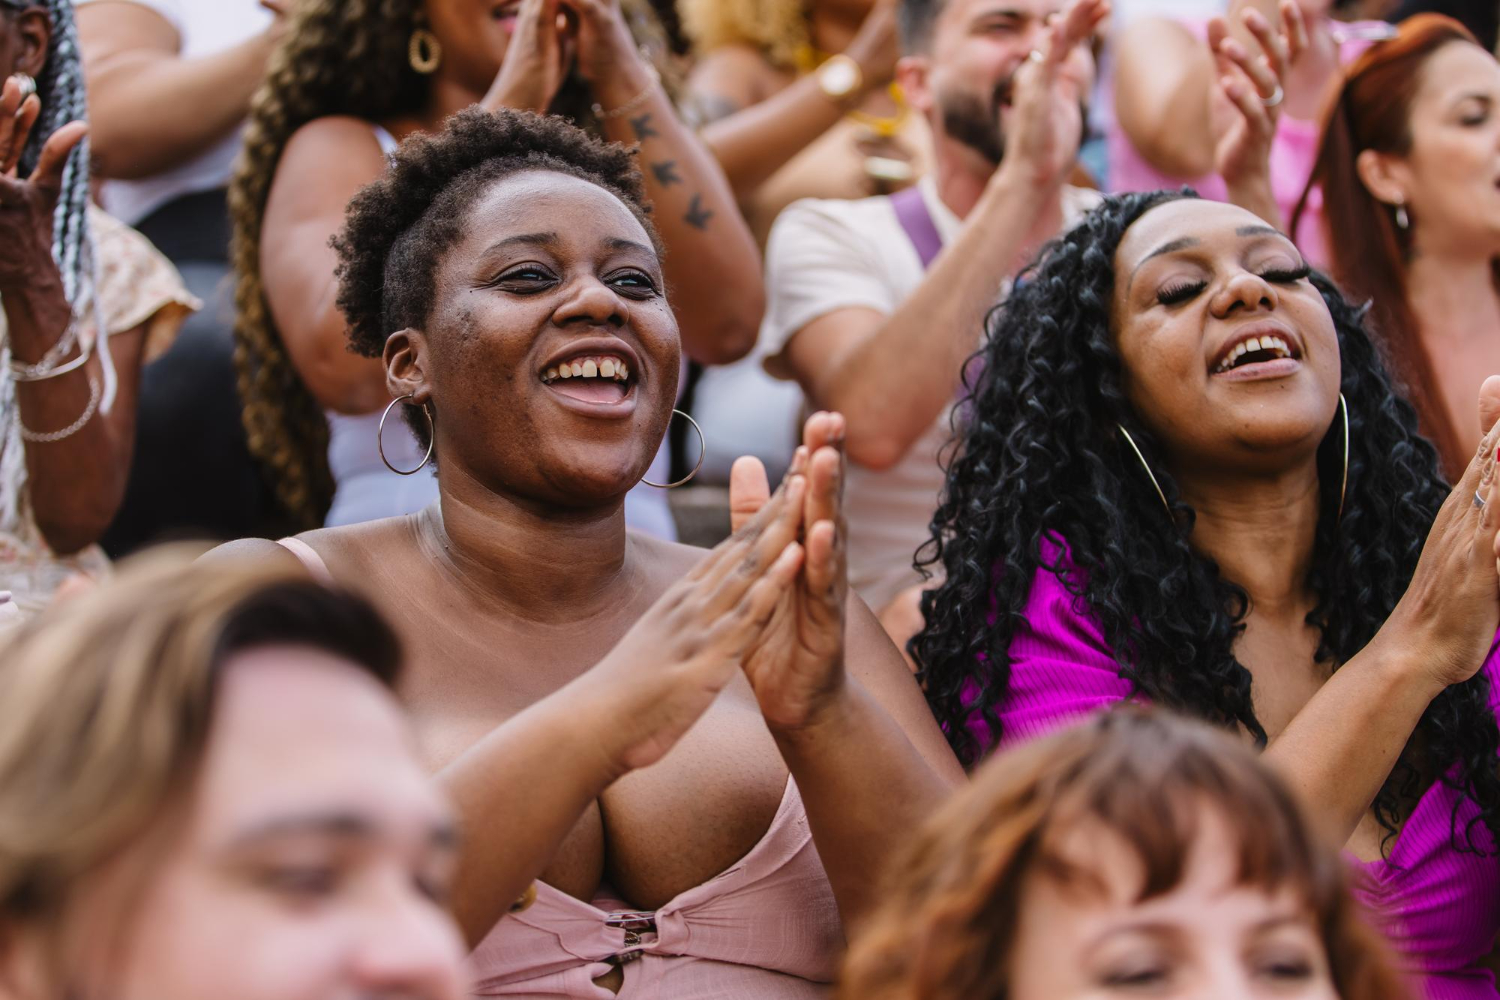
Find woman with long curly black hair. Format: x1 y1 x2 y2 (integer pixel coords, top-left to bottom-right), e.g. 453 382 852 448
915 190 1500 997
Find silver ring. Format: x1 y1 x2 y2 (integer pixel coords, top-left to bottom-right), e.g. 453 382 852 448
12 75 35 102
1261 84 1284 108
1474 489 1487 509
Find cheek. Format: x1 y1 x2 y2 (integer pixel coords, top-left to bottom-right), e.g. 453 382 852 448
1116 317 1204 422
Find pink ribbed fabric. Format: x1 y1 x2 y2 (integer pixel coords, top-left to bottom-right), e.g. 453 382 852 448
964 536 1500 999
467 778 842 998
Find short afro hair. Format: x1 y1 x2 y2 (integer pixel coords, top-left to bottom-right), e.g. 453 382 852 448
333 107 662 361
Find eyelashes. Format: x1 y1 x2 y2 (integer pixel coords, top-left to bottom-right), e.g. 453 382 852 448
1154 264 1312 307
487 267 658 298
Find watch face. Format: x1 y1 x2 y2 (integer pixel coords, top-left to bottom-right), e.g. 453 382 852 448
820 59 859 98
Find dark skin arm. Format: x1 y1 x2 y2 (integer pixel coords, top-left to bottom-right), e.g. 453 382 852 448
76 0 290 180
0 102 147 555
731 412 966 933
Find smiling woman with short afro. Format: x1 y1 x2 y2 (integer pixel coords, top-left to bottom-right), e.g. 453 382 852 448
332 108 663 364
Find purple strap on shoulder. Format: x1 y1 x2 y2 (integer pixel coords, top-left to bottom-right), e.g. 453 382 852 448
890 185 943 270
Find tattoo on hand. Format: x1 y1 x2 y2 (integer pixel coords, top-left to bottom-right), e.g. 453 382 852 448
630 113 659 141
650 160 681 187
683 193 714 231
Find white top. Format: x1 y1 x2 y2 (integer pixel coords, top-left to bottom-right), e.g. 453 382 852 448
760 177 1101 611
77 0 273 225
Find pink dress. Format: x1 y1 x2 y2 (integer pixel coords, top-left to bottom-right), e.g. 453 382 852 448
272 540 844 997
1107 20 1385 268
965 536 1500 999
468 778 841 998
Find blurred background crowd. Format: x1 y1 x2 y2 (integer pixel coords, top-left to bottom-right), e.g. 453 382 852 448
3 0 1500 996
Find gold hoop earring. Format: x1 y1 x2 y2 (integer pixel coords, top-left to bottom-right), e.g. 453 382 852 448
642 409 705 489
1117 424 1171 517
409 27 442 74
377 394 435 476
1336 392 1349 523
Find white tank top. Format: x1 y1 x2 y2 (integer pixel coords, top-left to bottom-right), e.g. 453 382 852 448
323 124 677 539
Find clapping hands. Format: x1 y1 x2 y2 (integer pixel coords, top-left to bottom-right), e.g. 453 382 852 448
0 75 85 290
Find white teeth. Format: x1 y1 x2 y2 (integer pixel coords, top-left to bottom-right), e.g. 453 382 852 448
545 367 558 380
1214 333 1294 373
558 365 571 379
570 361 583 377
600 359 616 378
540 355 634 384
582 359 598 378
617 362 629 380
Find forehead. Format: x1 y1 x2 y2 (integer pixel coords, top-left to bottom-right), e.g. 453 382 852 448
1415 41 1500 101
1115 200 1288 271
458 170 655 257
940 0 1063 28
192 648 446 837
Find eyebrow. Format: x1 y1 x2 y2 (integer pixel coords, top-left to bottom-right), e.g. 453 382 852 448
605 237 656 256
224 810 459 851
483 232 559 255
1126 226 1291 293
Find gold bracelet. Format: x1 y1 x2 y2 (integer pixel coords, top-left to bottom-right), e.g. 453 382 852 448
591 63 661 120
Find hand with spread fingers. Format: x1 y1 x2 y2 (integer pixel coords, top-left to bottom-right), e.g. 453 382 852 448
484 0 574 114
1208 0 1307 227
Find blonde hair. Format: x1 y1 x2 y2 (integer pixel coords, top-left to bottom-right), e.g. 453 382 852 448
678 0 811 70
0 550 400 927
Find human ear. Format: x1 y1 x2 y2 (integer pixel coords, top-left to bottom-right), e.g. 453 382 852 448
896 55 935 116
1355 148 1411 209
384 328 433 407
11 9 51 81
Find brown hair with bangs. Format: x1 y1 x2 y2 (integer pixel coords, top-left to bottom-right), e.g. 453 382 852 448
838 707 1409 1000
1292 14 1486 480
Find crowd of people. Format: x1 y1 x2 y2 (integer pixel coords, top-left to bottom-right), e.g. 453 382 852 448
2 0 1499 996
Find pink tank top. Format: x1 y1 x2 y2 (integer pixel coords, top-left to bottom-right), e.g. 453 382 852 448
273 539 844 997
1107 20 1384 269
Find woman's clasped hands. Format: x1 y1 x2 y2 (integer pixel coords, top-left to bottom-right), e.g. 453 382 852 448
483 0 652 116
579 412 854 779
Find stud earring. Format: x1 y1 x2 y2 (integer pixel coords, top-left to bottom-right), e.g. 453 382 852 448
1394 202 1410 231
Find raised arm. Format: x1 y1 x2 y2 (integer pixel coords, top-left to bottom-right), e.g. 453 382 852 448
257 117 390 415
570 0 764 365
736 412 965 931
77 0 286 180
1112 16 1217 179
0 108 149 554
1266 383 1500 848
689 0 899 198
776 0 1106 471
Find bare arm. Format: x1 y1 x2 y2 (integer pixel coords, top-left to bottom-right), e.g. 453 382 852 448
1112 18 1216 179
77 1 284 180
1267 396 1500 846
691 0 898 198
574 1 764 365
258 117 390 415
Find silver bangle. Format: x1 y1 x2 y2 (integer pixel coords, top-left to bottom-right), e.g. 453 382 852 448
8 315 90 382
591 63 661 120
19 372 100 444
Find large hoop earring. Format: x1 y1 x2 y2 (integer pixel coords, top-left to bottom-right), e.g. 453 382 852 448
1117 424 1171 517
408 27 442 74
378 394 435 476
1336 392 1349 523
642 409 705 489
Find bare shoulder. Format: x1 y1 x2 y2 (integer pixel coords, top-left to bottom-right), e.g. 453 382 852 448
277 116 388 177
200 536 304 571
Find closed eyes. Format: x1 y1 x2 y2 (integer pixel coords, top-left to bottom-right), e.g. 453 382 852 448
1154 264 1311 307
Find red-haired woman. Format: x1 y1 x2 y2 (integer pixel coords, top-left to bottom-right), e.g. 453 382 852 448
1295 15 1500 479
840 708 1411 1000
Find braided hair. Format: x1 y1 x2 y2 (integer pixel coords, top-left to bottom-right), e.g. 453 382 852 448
0 0 102 529
914 190 1500 855
230 0 677 530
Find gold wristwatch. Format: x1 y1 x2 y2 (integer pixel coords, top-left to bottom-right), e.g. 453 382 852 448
815 54 864 105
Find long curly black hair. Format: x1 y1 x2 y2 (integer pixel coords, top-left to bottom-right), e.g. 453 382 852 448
914 189 1500 854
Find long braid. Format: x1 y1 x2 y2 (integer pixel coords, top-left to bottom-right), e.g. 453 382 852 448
0 0 103 531
231 0 680 529
229 0 428 530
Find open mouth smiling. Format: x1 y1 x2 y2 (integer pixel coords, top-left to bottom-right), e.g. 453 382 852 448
1210 327 1302 380
539 348 637 409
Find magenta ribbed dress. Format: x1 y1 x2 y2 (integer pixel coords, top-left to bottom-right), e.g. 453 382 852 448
964 537 1500 999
